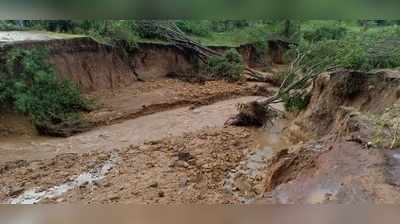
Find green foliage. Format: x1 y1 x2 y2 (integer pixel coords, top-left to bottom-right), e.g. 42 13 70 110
0 20 21 31
187 21 278 47
206 49 245 81
295 26 400 72
253 40 268 64
176 20 211 37
0 48 91 132
282 93 311 112
278 20 301 42
302 21 348 42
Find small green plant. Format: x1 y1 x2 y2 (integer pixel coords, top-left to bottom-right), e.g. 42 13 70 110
206 49 245 81
282 93 311 112
0 48 92 136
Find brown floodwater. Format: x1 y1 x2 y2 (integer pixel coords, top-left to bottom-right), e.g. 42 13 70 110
0 96 265 163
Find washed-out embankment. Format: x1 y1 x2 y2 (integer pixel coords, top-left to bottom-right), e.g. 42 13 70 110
260 70 400 204
0 35 286 92
0 34 286 137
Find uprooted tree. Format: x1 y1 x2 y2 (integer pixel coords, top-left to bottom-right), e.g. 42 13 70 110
136 21 330 127
225 53 335 126
136 20 275 82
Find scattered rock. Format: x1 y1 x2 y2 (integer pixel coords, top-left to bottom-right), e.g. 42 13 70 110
174 160 190 168
108 195 121 201
149 182 159 188
7 187 25 197
177 152 194 162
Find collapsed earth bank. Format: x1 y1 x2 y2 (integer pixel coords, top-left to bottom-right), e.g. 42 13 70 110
261 70 400 204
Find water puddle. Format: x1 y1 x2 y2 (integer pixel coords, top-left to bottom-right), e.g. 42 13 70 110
223 119 290 203
224 147 275 203
392 153 400 160
8 153 119 204
306 187 338 204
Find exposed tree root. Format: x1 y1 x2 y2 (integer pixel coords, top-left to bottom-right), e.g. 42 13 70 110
227 54 334 127
225 101 279 127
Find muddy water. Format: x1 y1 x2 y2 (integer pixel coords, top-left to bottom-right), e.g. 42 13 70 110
0 96 265 163
224 116 290 203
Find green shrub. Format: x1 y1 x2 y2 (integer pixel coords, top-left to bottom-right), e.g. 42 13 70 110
0 20 20 31
206 49 245 81
282 93 311 112
297 26 400 71
302 22 348 42
176 20 211 37
0 48 91 135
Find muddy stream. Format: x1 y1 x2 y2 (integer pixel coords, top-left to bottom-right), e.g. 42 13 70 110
223 119 290 203
1 96 291 204
0 96 265 163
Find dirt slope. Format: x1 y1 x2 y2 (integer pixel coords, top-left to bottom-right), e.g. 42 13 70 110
2 31 286 93
260 70 400 204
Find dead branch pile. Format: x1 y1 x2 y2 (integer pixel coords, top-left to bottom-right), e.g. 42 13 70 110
136 20 273 82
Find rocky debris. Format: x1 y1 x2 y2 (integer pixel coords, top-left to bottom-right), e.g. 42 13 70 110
0 152 112 203
24 127 258 204
7 187 25 197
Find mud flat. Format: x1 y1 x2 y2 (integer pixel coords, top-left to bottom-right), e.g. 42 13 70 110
1 122 291 204
0 98 292 205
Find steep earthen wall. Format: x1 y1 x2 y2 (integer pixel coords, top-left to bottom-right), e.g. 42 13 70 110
1 37 286 92
1 37 137 92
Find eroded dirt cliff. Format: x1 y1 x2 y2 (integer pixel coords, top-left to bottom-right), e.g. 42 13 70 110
260 70 400 204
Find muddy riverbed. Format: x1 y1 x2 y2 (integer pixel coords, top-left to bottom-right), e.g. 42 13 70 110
1 121 289 204
3 70 400 204
0 96 265 163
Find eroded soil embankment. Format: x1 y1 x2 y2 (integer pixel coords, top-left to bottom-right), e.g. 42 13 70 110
0 36 138 92
1 32 281 93
260 70 400 204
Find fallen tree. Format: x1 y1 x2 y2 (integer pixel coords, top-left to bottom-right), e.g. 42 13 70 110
136 20 274 82
225 53 335 126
